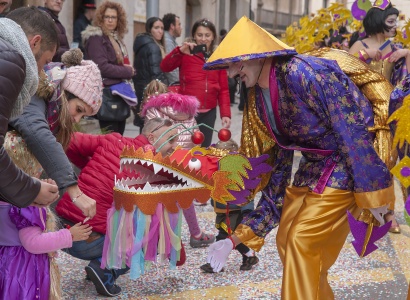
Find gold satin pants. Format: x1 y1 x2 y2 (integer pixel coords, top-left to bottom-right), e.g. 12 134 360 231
276 186 361 300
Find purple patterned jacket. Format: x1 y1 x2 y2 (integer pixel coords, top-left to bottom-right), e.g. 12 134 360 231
241 54 393 238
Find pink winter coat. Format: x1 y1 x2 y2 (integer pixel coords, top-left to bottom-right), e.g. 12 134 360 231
140 93 199 149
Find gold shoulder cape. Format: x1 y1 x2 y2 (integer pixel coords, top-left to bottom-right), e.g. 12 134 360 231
305 47 397 169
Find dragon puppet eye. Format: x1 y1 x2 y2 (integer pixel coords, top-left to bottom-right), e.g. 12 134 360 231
188 157 201 171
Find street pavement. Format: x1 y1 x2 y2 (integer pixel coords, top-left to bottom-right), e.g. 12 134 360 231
60 101 410 299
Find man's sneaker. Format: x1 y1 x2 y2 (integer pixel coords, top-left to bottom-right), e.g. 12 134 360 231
112 266 130 279
85 259 122 297
189 231 215 248
239 255 259 271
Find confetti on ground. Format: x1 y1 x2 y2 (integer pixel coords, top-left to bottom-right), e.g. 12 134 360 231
59 179 409 299
62 106 410 300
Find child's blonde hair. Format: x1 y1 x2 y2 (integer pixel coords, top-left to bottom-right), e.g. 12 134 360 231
139 79 168 117
4 131 43 178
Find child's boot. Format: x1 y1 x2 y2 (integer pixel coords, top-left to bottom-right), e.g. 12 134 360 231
240 253 259 271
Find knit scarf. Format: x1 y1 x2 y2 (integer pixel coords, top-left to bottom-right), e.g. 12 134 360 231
0 19 39 118
39 63 66 136
108 31 127 65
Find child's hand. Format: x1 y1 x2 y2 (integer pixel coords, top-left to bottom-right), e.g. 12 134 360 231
69 222 93 242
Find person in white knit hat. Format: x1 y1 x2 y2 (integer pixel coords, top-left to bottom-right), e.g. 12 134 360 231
9 48 103 221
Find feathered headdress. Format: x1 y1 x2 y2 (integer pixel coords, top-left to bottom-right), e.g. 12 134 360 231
281 3 353 53
388 94 410 225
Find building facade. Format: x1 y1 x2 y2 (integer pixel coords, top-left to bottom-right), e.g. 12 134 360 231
10 0 410 64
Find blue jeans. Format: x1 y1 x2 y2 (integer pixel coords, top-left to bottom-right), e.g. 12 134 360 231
64 234 105 261
64 234 129 277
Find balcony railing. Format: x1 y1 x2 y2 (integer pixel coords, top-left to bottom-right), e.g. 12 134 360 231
260 9 304 33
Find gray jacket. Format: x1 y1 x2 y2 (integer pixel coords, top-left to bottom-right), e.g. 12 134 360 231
0 37 41 207
163 31 179 85
9 95 78 191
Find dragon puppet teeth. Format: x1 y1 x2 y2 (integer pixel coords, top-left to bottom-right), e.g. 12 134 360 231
114 176 204 192
142 182 153 191
152 163 162 174
116 154 211 194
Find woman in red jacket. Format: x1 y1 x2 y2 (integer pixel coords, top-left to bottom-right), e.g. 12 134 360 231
160 18 231 147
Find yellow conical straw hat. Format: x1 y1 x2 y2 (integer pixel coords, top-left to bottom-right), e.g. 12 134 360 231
204 16 297 70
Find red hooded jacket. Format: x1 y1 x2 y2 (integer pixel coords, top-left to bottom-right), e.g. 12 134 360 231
160 47 231 119
56 132 150 234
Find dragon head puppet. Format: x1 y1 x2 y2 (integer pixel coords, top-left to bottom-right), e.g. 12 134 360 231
102 144 272 279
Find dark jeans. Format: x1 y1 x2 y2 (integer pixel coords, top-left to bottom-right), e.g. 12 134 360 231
215 210 250 255
99 120 126 135
238 83 247 111
64 234 105 261
64 233 129 276
228 77 237 104
195 108 217 148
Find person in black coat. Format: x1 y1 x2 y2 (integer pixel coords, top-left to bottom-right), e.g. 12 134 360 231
73 0 96 55
132 17 168 130
39 0 70 62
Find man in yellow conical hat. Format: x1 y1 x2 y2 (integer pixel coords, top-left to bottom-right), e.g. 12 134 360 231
204 16 394 300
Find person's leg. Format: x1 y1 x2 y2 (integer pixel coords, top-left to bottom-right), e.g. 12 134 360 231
99 120 113 133
184 203 215 248
195 108 217 147
238 83 246 111
183 203 201 237
276 186 309 261
228 77 237 104
98 120 126 135
64 234 105 260
200 213 229 273
85 259 122 297
231 209 259 271
64 234 125 297
117 120 126 135
384 191 400 233
278 186 360 300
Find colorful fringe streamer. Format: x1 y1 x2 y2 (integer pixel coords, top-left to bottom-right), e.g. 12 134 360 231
102 203 182 280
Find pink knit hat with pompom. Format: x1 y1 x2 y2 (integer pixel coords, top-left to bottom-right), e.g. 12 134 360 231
61 60 103 115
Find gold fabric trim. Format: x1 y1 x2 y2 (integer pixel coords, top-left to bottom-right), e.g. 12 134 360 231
354 185 395 209
368 59 394 81
208 146 230 157
234 224 265 252
239 87 276 196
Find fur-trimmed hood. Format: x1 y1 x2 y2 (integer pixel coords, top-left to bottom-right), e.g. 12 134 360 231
81 25 103 46
141 92 199 118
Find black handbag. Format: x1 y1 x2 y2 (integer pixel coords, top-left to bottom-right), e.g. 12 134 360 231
97 87 130 122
